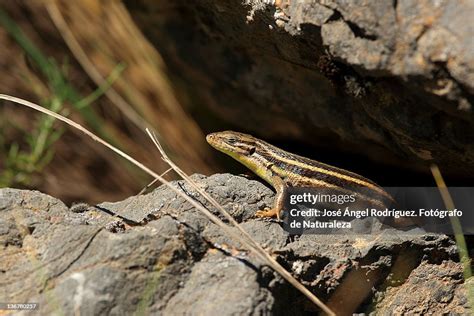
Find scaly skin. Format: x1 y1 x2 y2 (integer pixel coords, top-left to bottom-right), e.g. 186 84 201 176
206 131 392 220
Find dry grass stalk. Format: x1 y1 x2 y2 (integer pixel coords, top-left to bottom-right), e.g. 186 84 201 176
430 166 472 278
0 94 335 315
146 128 335 314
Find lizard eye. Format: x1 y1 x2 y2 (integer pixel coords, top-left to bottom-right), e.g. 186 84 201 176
227 138 237 144
249 147 256 155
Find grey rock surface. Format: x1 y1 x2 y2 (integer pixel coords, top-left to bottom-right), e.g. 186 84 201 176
126 0 474 176
0 174 470 314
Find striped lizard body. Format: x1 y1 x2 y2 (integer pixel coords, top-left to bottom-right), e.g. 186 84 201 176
206 131 393 220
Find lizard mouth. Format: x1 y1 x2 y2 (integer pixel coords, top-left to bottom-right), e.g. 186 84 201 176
206 132 245 155
205 133 217 146
206 131 253 156
206 133 225 151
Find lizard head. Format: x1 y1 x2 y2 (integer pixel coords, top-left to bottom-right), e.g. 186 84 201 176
206 131 258 157
206 131 275 185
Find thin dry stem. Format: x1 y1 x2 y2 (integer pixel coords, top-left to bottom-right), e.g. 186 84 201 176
137 167 173 195
0 94 334 315
430 165 472 278
146 129 335 315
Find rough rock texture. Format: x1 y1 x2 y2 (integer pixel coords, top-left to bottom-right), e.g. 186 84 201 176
126 0 474 176
0 174 470 315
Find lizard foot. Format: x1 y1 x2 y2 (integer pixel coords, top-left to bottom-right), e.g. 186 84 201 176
255 208 281 220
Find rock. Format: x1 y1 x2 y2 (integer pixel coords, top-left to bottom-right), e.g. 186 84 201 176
375 261 467 314
125 0 474 176
163 253 274 315
0 174 470 314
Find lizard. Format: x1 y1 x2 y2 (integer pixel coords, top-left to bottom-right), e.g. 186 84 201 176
206 131 393 221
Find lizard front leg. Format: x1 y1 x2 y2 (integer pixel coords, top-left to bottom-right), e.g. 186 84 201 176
255 176 287 221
